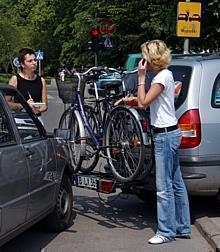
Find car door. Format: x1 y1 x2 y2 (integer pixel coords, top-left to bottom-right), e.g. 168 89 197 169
9 92 57 219
0 94 29 235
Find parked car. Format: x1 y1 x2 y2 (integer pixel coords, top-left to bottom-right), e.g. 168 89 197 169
0 83 73 246
168 53 220 196
88 71 122 97
124 53 142 71
87 53 142 97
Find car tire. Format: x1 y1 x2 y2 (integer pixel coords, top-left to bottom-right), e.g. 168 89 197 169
43 174 73 232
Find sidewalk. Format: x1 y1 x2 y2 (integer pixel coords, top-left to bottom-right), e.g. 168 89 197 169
195 216 220 252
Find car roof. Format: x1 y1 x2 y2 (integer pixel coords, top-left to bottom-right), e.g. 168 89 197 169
127 53 142 58
172 53 220 62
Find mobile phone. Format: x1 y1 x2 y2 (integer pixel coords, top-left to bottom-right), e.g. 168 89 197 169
142 59 146 66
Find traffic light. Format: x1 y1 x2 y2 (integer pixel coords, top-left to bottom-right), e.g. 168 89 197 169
88 28 102 52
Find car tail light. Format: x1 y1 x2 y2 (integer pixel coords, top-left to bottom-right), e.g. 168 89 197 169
178 109 201 149
98 179 116 194
140 119 149 133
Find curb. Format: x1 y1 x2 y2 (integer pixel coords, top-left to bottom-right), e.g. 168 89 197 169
195 216 220 252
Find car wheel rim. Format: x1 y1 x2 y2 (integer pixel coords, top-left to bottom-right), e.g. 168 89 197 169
57 186 69 217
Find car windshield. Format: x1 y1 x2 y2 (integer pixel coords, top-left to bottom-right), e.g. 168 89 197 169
168 65 192 109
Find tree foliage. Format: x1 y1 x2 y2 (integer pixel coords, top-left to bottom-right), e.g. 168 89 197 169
0 0 219 73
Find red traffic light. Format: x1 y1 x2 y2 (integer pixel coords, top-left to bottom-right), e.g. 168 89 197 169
90 28 100 37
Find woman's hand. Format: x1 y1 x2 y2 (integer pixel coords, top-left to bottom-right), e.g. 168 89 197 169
27 100 41 114
27 98 34 104
30 105 41 114
114 96 138 106
138 59 148 84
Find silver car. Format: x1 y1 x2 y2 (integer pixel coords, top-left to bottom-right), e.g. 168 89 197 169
0 83 73 246
171 54 220 195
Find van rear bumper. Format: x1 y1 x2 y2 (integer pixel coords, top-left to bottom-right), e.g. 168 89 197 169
180 159 220 179
181 160 220 167
181 164 220 195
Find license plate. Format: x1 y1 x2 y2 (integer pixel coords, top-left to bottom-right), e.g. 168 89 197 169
75 175 98 190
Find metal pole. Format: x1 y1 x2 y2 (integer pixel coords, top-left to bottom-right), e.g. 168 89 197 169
183 0 190 54
94 52 98 67
183 39 189 54
38 60 41 76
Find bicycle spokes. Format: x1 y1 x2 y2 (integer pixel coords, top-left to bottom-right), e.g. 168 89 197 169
105 108 145 182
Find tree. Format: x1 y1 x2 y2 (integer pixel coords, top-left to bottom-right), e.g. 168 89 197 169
0 17 23 74
0 0 219 72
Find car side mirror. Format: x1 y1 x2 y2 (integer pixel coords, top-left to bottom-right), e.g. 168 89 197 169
53 128 70 140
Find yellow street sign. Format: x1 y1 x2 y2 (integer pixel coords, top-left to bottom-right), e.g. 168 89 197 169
177 2 201 38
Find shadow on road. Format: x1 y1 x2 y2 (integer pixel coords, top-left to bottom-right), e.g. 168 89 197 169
1 209 76 252
73 191 157 232
189 195 220 221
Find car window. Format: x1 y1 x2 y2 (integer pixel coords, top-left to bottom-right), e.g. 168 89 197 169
0 103 16 146
211 73 220 108
169 65 192 109
13 110 42 142
5 93 43 143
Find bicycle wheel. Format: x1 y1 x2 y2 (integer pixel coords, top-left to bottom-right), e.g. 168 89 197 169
104 106 146 182
59 107 72 128
59 108 84 173
79 104 99 173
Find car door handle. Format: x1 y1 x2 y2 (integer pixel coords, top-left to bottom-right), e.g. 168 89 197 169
24 148 35 157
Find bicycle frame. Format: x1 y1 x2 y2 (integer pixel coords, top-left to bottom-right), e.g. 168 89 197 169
74 67 150 148
75 88 118 150
75 91 100 147
73 69 111 149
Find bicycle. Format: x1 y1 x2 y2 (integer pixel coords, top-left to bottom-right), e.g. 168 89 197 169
58 66 153 182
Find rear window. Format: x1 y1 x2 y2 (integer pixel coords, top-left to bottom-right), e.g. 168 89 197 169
211 74 220 108
169 65 192 109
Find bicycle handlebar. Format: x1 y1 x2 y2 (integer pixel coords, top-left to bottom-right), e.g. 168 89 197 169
63 65 137 79
60 66 138 92
71 66 121 86
82 66 138 76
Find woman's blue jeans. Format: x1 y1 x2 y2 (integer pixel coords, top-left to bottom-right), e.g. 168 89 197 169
153 128 191 240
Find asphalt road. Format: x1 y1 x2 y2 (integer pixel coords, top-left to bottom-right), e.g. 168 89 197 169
1 188 215 252
1 82 215 252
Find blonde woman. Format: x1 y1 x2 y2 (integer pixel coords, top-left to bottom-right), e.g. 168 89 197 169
120 40 191 244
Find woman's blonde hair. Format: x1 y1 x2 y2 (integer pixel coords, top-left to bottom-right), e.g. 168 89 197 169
141 40 171 71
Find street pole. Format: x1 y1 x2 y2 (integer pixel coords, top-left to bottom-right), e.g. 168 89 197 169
183 39 189 54
183 0 190 54
94 52 98 67
38 60 41 76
